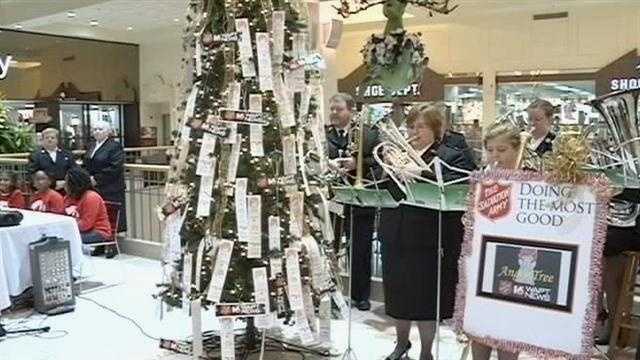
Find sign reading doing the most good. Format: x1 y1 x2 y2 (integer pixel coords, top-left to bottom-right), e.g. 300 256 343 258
455 170 610 359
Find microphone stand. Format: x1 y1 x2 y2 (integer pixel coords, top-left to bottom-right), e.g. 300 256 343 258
341 203 358 360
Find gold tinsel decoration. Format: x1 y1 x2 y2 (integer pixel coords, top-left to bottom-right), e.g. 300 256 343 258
543 131 589 184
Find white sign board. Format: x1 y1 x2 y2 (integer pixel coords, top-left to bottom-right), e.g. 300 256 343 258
0 55 12 80
455 170 609 358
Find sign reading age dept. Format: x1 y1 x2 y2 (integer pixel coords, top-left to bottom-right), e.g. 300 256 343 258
455 170 609 358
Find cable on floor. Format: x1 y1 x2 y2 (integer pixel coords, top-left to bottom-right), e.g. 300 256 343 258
76 294 160 341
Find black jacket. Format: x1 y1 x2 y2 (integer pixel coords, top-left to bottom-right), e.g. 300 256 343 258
84 138 125 200
442 130 477 170
28 147 77 181
533 131 556 156
326 124 383 182
84 138 126 232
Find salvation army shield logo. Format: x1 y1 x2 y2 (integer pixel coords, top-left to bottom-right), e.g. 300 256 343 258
477 182 512 220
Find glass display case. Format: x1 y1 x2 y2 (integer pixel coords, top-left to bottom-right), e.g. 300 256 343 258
496 80 598 132
444 84 483 130
57 102 127 150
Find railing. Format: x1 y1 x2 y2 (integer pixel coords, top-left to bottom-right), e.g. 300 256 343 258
0 153 385 278
0 145 172 165
0 156 169 250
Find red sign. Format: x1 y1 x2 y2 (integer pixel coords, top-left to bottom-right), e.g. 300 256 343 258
477 182 512 220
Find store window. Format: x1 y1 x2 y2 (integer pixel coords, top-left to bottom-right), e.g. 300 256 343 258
496 80 597 133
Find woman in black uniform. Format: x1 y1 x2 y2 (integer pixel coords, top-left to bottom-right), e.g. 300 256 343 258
380 104 476 360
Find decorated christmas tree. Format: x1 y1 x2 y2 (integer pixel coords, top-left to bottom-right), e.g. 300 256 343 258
156 0 345 357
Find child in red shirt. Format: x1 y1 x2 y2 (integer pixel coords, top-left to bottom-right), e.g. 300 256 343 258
30 170 64 214
0 171 26 209
64 168 113 256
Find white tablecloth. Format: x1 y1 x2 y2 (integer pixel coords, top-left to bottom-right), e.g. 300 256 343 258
0 209 83 310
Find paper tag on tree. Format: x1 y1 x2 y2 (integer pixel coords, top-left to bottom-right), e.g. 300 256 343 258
319 295 331 343
227 134 242 183
273 76 296 128
302 235 333 293
270 257 283 279
219 318 235 360
252 267 273 328
289 192 304 238
235 178 248 241
295 309 315 345
235 18 256 78
191 299 203 358
196 175 214 217
256 33 273 91
282 134 297 176
182 253 193 308
248 94 264 157
272 11 285 65
292 33 308 59
194 240 206 291
206 240 234 303
247 195 262 258
332 291 349 319
224 82 241 144
285 248 304 310
268 216 281 251
182 82 199 124
302 284 317 333
196 132 217 176
285 68 306 93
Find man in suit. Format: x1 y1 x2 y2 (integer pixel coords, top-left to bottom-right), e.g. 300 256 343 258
326 93 381 311
84 120 126 258
28 127 76 191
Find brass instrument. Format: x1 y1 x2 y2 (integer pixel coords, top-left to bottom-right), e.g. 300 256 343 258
589 88 640 227
515 132 532 169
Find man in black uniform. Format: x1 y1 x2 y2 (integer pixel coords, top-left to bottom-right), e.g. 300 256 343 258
28 127 76 191
326 93 381 311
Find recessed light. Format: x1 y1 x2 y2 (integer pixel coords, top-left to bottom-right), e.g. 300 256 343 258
67 11 76 18
173 18 180 22
13 24 22 29
90 19 99 26
126 26 133 31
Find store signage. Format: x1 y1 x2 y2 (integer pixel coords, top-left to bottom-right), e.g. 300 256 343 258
0 55 12 80
610 77 640 91
356 83 420 98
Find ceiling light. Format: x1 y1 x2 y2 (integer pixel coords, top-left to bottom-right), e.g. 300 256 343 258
67 11 76 18
89 19 99 26
126 26 133 31
9 60 42 69
173 18 180 22
13 24 22 29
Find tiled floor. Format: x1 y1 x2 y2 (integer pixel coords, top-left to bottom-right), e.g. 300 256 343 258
0 255 626 360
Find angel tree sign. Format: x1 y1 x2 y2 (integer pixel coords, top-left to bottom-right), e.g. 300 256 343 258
455 170 610 359
0 55 12 80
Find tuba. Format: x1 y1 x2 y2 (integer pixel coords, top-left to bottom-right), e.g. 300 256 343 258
589 88 640 187
589 88 640 227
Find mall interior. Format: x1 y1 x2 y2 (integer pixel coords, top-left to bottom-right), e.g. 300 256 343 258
1 0 640 359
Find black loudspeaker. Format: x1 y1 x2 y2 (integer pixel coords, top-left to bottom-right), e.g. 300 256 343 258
30 236 75 315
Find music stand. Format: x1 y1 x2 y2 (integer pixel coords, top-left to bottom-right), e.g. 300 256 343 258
401 159 470 360
332 185 398 360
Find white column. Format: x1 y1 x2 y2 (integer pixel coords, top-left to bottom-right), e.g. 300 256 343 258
482 68 496 131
